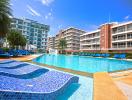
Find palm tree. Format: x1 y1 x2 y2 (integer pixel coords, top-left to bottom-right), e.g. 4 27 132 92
58 38 67 54
0 0 12 47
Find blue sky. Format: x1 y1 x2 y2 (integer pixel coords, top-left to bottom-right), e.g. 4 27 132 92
10 0 132 36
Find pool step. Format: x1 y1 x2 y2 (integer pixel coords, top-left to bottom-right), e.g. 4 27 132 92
93 72 127 100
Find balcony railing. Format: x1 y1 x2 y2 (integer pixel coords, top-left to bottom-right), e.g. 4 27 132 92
127 36 132 39
112 45 126 48
113 37 126 41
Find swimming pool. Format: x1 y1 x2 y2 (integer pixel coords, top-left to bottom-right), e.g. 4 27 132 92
34 54 132 73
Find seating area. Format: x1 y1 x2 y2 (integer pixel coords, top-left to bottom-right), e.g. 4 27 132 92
114 54 126 59
73 52 126 59
0 49 10 57
0 60 79 99
0 49 31 57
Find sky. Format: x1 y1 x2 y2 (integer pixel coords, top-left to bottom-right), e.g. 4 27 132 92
10 0 132 36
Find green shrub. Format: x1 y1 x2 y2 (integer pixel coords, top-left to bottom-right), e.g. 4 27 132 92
1 47 9 52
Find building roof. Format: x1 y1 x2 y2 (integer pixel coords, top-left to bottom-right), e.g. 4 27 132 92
80 30 100 36
111 21 132 28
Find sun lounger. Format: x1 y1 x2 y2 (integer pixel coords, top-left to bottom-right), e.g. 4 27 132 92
101 54 110 58
0 70 79 99
0 60 48 74
0 49 10 57
114 54 126 59
0 60 16 64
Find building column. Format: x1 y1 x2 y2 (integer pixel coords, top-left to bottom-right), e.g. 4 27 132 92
126 41 127 48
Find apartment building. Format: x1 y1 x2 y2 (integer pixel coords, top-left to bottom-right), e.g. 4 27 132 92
55 27 86 51
80 30 100 51
10 18 50 50
47 37 55 49
80 21 132 52
55 30 64 49
111 21 132 51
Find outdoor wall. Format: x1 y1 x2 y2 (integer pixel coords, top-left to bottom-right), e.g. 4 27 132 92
100 24 112 52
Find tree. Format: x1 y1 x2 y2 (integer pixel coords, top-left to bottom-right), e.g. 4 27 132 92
20 35 27 49
58 38 67 54
7 29 27 49
0 0 12 47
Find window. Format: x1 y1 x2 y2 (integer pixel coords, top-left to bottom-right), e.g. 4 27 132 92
112 28 118 34
117 26 125 33
127 42 132 47
18 20 23 24
127 24 132 31
118 34 126 40
127 33 132 39
118 42 126 48
18 25 22 29
112 43 118 48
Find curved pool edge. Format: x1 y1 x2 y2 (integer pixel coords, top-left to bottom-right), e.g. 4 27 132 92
28 60 132 78
29 61 93 77
32 54 132 75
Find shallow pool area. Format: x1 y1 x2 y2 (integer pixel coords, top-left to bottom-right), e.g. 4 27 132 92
34 54 132 73
57 75 93 100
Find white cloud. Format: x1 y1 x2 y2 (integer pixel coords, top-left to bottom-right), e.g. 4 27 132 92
58 25 62 29
37 0 54 6
27 9 35 16
45 15 48 19
27 5 41 16
44 12 53 20
48 12 52 16
124 15 130 20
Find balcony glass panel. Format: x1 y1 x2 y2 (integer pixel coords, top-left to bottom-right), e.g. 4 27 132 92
127 33 132 39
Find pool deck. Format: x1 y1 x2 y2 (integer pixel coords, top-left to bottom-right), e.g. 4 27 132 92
110 71 132 100
110 70 132 86
11 54 42 61
94 72 127 100
0 54 42 61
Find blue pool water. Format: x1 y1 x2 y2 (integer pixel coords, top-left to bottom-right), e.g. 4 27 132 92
34 54 132 73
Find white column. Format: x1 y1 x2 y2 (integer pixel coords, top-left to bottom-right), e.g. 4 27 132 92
126 42 127 48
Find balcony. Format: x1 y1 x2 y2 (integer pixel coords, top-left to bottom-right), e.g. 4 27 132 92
81 47 101 50
113 37 126 41
80 36 100 41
